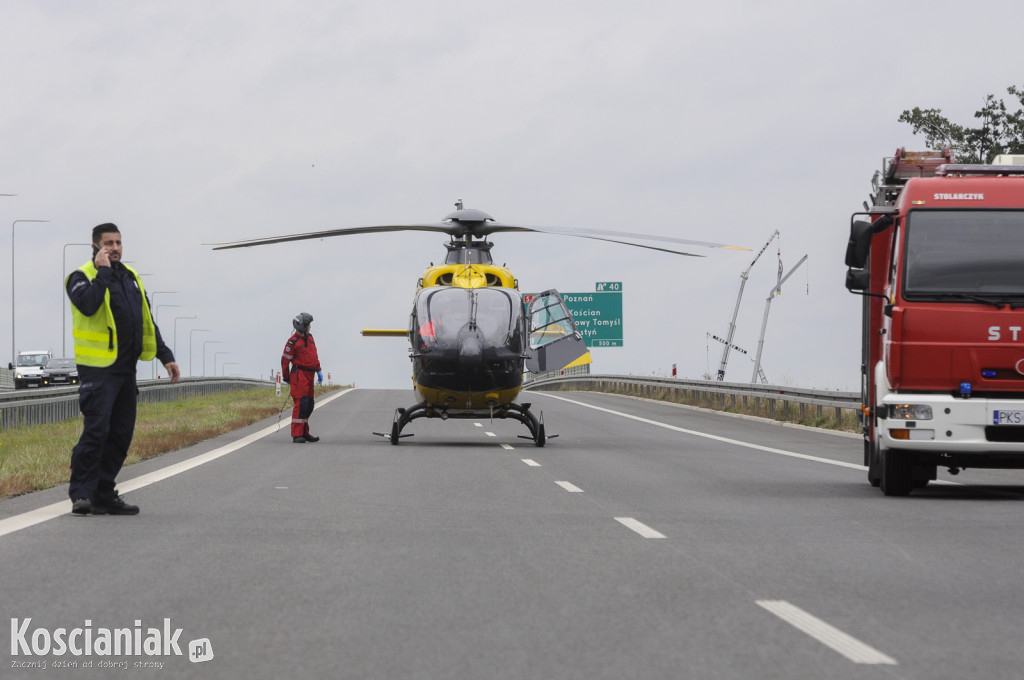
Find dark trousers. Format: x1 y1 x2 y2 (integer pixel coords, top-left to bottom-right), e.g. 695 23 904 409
69 371 138 501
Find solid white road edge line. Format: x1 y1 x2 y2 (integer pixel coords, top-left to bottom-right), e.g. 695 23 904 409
539 393 957 483
0 388 355 540
756 600 897 665
615 517 666 539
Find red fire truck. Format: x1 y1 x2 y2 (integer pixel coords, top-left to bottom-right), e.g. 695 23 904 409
845 148 1024 495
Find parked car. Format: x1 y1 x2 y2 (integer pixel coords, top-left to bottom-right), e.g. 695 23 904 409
40 357 79 387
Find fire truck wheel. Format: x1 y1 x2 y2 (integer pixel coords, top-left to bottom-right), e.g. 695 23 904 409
880 447 914 496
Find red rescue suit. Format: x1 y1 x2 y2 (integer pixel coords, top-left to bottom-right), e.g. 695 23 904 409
281 331 321 438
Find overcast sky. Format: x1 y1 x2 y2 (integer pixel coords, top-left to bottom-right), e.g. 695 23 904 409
3 1 1022 391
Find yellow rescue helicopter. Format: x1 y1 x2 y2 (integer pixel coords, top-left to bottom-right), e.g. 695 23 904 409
212 202 746 445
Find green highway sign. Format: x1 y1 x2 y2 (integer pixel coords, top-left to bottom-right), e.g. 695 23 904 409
562 282 623 347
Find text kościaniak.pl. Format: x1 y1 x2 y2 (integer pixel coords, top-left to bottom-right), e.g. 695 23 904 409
10 618 213 665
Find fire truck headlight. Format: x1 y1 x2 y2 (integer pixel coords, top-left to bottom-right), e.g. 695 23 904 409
889 404 933 420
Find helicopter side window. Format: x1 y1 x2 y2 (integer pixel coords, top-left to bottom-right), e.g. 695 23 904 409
528 294 574 349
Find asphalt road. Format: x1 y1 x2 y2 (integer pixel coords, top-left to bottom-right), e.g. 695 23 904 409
3 388 1024 679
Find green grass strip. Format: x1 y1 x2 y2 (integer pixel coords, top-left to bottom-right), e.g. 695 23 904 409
0 385 339 499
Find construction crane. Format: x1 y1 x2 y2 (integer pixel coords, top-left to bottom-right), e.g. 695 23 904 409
751 253 808 383
714 230 779 381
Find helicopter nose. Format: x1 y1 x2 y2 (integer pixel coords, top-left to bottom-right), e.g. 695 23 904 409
457 329 484 367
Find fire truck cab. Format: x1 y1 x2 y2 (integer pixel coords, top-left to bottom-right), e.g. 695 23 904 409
846 149 1024 495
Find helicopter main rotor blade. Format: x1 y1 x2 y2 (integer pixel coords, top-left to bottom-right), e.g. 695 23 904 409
483 222 750 251
554 234 704 257
207 223 456 250
207 211 750 255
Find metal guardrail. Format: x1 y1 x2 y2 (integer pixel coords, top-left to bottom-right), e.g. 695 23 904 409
0 377 274 429
3 371 860 429
524 373 860 422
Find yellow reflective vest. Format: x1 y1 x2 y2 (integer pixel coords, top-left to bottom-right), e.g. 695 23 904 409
68 261 157 367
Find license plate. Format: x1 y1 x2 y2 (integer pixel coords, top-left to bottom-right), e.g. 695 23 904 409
993 410 1024 425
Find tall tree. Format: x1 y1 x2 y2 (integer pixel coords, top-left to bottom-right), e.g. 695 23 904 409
899 85 1024 163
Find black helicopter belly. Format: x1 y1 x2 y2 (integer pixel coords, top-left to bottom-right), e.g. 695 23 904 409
412 355 523 395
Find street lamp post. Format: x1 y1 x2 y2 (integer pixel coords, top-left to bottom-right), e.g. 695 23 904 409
12 219 50 366
150 291 178 307
151 302 182 378
214 351 231 376
202 341 224 377
153 304 182 328
173 315 197 359
189 329 211 377
62 242 91 356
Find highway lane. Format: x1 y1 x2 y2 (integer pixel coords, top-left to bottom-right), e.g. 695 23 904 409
2 388 1024 679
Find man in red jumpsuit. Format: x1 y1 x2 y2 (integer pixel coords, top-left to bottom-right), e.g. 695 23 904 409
281 312 322 443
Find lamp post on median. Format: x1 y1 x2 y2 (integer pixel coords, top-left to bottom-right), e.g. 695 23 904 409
202 340 223 377
214 351 231 377
153 303 182 329
151 302 182 378
12 219 50 366
62 242 91 356
189 329 211 377
173 315 197 359
150 291 180 317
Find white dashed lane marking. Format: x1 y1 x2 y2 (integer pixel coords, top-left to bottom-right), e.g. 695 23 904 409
757 600 897 665
614 517 666 538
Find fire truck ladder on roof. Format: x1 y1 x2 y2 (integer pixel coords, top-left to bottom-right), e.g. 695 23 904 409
871 147 953 206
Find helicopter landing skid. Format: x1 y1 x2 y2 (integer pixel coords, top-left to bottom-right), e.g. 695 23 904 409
508 402 555 447
373 402 554 446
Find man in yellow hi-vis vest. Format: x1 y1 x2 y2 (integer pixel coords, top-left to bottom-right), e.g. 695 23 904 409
65 223 180 516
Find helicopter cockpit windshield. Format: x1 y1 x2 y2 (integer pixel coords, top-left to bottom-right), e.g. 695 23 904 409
413 286 524 354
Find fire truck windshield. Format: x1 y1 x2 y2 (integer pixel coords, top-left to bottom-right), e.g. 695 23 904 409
904 210 1024 299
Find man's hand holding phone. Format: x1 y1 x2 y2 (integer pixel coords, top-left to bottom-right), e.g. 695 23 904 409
94 245 112 268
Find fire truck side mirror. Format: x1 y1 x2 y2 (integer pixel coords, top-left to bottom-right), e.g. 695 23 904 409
845 268 870 292
845 220 874 268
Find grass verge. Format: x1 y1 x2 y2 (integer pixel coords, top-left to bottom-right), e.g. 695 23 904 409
0 385 340 500
545 384 861 432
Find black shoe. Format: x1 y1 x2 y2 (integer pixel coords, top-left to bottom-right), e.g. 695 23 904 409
71 498 111 516
292 436 307 443
304 434 320 443
94 494 140 516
